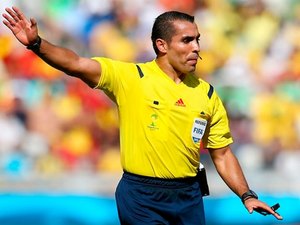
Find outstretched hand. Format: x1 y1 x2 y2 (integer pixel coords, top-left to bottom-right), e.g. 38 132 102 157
2 6 38 46
244 198 283 220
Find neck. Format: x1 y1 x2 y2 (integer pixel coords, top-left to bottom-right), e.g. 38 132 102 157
155 58 185 84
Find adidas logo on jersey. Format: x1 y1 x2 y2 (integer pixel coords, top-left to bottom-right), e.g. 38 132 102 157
175 98 186 107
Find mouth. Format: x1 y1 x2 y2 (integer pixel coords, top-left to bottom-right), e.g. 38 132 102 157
187 58 198 65
188 54 199 62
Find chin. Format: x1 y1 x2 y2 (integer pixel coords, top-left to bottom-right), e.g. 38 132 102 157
177 65 196 75
187 66 196 73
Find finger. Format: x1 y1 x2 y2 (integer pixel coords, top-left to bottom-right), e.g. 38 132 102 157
5 8 19 22
272 212 283 220
253 205 283 220
2 13 17 26
12 6 27 21
247 207 254 214
2 20 14 31
30 17 37 27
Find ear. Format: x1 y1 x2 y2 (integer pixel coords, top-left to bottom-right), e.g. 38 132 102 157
155 38 167 54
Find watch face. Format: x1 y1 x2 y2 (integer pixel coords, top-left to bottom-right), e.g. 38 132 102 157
250 190 258 198
241 190 258 203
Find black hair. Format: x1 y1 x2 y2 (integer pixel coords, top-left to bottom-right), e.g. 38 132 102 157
151 11 195 55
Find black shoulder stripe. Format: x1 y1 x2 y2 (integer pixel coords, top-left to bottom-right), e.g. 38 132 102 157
207 84 214 99
136 65 144 78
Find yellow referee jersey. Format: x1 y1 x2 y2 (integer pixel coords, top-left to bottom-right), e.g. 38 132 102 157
93 57 233 178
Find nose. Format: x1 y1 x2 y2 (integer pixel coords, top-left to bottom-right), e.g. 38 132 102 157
192 40 200 53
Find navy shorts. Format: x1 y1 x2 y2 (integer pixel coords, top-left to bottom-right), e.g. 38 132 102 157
115 172 206 225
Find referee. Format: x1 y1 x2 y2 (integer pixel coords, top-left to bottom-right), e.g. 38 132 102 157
2 7 283 225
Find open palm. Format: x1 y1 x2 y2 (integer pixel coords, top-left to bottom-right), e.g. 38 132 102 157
2 6 38 46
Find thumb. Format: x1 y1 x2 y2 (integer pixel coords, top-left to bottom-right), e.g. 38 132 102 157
245 205 254 214
30 17 37 28
248 208 254 214
28 17 39 43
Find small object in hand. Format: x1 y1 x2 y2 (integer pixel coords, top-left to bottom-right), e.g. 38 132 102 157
254 203 280 216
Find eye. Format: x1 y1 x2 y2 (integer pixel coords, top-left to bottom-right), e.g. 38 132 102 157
183 37 194 43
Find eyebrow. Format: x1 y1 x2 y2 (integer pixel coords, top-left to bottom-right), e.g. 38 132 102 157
181 33 200 41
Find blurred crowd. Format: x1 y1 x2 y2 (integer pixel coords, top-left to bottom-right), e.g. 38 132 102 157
0 0 300 181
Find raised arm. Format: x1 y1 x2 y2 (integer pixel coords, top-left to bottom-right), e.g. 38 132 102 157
2 6 101 87
209 146 283 220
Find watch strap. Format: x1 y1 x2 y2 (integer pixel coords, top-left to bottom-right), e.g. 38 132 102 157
26 36 41 53
241 190 258 203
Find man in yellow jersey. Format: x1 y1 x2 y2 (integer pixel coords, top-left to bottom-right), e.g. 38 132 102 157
2 6 282 225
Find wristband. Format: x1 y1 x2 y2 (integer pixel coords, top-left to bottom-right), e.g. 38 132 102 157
241 190 258 203
26 36 41 53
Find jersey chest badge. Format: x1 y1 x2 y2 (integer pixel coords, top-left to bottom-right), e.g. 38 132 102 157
192 118 207 143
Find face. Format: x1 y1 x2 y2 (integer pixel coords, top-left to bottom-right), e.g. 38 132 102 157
165 20 200 75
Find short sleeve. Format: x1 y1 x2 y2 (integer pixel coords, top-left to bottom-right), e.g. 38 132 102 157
204 91 233 149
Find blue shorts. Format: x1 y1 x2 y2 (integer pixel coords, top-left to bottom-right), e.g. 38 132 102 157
115 172 206 225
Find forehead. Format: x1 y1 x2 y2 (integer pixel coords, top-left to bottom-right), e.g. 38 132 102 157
172 20 200 38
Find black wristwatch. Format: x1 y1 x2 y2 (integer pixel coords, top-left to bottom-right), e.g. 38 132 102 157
26 36 42 53
241 190 258 203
